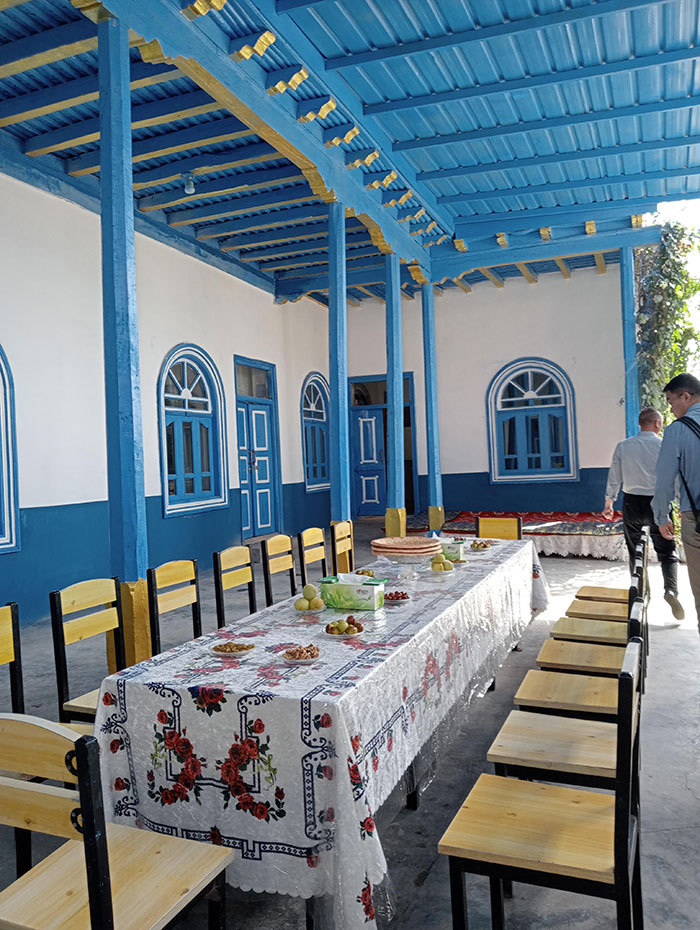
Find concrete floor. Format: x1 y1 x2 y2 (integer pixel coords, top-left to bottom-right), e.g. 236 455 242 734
2 520 699 929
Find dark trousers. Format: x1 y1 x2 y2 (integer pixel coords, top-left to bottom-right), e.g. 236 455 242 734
622 493 678 594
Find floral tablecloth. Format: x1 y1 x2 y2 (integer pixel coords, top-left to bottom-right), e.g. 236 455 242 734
95 541 546 930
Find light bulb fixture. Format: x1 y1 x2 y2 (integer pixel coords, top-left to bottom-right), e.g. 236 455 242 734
183 172 195 195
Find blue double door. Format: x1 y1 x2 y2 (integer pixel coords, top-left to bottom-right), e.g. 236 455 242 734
350 407 387 516
235 358 280 540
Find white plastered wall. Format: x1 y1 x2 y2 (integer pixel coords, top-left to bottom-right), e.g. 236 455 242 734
348 269 626 477
0 171 327 508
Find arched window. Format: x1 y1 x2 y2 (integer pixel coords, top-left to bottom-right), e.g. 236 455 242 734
301 373 330 491
486 358 578 483
158 346 228 515
0 345 19 552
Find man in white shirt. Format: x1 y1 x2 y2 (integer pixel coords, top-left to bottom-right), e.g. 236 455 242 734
603 406 684 620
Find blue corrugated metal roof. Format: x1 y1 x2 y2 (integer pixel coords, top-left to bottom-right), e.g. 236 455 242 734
0 0 687 300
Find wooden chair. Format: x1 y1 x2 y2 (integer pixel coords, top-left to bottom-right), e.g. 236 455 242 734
439 640 643 930
540 600 645 678
261 534 298 607
550 616 629 646
297 527 329 587
474 516 523 540
565 597 630 623
0 714 234 930
514 669 620 722
147 559 202 656
330 520 354 574
575 534 648 606
213 545 257 627
50 577 127 724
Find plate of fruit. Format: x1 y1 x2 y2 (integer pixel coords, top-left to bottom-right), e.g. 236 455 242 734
384 590 410 605
283 644 321 665
324 617 364 637
355 568 375 578
430 553 455 574
294 583 325 613
470 539 492 552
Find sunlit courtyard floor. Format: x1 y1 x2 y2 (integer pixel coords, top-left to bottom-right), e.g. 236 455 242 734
1 522 698 929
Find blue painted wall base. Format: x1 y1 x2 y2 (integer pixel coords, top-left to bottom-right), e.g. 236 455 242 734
419 467 609 515
2 485 331 626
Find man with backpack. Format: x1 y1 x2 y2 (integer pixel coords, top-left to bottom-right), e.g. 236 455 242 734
653 372 700 626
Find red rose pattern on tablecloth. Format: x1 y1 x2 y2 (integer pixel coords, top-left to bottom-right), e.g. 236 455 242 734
216 718 286 821
148 709 207 806
360 815 375 840
357 877 375 923
188 684 227 716
313 712 332 730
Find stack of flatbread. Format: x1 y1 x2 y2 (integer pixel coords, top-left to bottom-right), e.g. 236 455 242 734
371 536 443 557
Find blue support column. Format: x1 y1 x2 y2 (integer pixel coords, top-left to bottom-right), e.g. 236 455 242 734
99 16 150 662
620 246 640 437
328 201 351 524
421 283 444 530
385 253 405 536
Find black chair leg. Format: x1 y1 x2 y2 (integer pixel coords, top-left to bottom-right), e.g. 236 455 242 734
207 872 226 930
14 827 31 877
616 886 634 930
406 761 420 810
632 834 644 930
489 876 505 930
449 857 468 930
305 897 314 930
502 879 513 899
488 678 496 692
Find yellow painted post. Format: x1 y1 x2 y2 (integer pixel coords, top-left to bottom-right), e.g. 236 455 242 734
386 507 407 538
107 579 152 672
428 505 445 531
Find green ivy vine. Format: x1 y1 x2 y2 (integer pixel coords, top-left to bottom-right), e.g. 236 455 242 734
636 223 700 422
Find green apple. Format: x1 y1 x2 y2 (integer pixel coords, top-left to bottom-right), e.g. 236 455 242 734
309 596 324 610
295 597 311 611
302 584 317 600
443 561 454 572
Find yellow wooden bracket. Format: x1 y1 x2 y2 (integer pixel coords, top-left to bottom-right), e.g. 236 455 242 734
496 231 509 248
555 257 571 279
266 65 309 96
594 252 606 274
181 0 228 20
365 170 397 189
539 226 552 241
454 238 468 252
453 275 472 294
585 220 597 235
383 189 413 207
297 96 337 123
408 261 429 285
70 0 109 21
346 149 380 169
324 123 359 147
631 214 643 228
230 31 276 61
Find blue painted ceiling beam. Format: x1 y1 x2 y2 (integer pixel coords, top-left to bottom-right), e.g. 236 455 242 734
394 95 700 153
24 89 221 157
366 46 699 116
453 200 662 236
0 61 177 129
217 215 365 250
276 263 418 297
239 0 454 238
0 19 98 79
238 228 371 261
92 0 429 268
276 0 327 10
132 142 279 190
0 126 274 293
258 244 380 271
324 0 665 70
417 135 700 183
431 226 662 284
66 116 255 176
197 204 331 240
275 253 385 278
439 165 700 206
167 183 319 226
137 164 305 211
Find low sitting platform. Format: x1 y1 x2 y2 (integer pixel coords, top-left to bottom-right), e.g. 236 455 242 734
407 510 625 560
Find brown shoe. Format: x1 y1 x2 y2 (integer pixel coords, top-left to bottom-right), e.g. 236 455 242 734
664 591 685 621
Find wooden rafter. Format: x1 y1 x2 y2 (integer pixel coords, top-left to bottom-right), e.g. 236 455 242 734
478 267 504 288
516 262 538 284
594 252 607 274
555 257 571 279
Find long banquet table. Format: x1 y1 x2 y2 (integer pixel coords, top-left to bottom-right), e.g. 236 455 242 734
95 540 547 930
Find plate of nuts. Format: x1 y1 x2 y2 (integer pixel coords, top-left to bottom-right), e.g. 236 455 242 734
384 591 410 605
283 644 321 665
210 641 255 656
